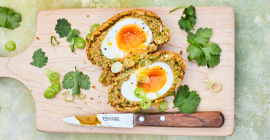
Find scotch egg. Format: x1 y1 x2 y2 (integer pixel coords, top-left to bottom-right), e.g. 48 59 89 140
86 9 171 86
108 51 186 112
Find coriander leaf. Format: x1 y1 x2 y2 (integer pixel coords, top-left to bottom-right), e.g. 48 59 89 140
173 85 201 114
202 43 222 55
62 67 91 95
194 28 212 46
55 18 71 38
208 54 220 68
186 28 222 68
0 6 21 30
30 48 48 68
186 44 203 61
187 32 196 43
178 5 196 33
62 71 75 89
66 29 80 43
79 74 91 90
195 54 207 66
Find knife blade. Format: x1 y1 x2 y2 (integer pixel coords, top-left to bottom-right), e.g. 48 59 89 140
62 111 224 128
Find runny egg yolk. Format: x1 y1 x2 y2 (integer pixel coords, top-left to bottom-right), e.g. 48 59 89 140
116 24 147 53
137 66 167 92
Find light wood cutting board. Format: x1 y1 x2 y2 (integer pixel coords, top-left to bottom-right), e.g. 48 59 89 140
0 7 235 136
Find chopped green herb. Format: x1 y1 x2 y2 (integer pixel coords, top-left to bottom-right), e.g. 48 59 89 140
119 106 123 108
0 6 21 30
168 91 175 96
55 18 71 38
173 85 201 114
30 48 48 68
138 82 143 88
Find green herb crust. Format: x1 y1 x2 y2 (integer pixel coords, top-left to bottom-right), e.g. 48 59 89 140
108 50 185 112
86 9 171 86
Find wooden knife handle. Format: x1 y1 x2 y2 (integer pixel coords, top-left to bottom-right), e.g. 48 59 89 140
134 111 224 128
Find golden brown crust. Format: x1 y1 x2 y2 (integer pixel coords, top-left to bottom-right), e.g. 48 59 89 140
108 50 186 112
86 9 171 79
98 68 116 86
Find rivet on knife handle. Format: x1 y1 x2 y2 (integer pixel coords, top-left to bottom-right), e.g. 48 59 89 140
134 111 224 128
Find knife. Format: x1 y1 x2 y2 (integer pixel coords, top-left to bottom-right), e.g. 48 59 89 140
62 111 224 128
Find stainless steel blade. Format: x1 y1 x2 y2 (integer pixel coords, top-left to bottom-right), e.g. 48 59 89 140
61 113 134 128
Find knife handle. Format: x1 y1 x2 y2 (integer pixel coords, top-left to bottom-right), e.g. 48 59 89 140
133 111 224 128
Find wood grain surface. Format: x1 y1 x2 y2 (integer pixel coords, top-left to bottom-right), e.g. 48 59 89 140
134 112 224 127
0 7 235 136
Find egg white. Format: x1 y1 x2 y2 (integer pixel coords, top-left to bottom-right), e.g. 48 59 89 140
121 62 174 101
101 18 152 59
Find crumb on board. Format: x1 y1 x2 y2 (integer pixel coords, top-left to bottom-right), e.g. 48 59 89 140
91 98 94 100
86 15 89 17
74 52 76 54
92 85 96 89
84 102 87 104
31 90 32 92
36 37 39 40
47 14 49 16
97 102 99 104
84 61 86 64
180 50 183 55
53 118 57 121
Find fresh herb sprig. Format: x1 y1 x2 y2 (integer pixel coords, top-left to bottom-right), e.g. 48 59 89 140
178 5 196 33
173 85 201 114
187 28 222 68
0 6 21 30
62 66 91 95
66 29 80 52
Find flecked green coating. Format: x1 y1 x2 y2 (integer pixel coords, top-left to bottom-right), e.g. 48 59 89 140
1 0 270 139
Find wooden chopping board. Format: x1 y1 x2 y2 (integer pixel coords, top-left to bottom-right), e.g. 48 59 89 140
0 7 235 136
